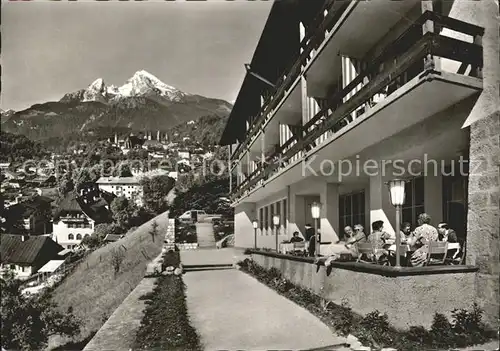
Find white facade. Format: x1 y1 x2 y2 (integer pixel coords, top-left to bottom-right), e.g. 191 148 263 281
53 214 94 250
0 263 33 279
96 177 144 207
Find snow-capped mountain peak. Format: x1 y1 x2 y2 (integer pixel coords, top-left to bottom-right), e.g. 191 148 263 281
83 78 108 102
79 70 190 104
117 70 188 102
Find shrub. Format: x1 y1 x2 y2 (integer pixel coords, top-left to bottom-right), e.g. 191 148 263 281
451 303 488 347
360 310 393 346
430 313 453 347
406 325 430 345
336 299 354 336
1 271 81 351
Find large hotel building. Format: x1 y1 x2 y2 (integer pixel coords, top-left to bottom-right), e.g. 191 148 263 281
220 0 498 328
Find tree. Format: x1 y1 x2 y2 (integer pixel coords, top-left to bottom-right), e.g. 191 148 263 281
130 206 155 228
93 222 122 239
73 168 92 192
113 163 133 177
110 196 134 230
1 271 81 350
149 220 159 243
141 175 176 214
57 173 75 196
81 233 102 249
110 247 125 277
171 177 233 217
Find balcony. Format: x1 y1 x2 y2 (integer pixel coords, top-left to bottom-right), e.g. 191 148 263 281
231 0 349 164
231 11 484 203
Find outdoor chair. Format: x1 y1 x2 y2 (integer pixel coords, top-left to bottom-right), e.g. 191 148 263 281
387 245 411 266
425 241 448 266
444 242 464 265
292 242 306 256
356 243 377 264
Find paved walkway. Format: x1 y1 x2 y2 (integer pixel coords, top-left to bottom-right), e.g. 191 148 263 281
180 247 246 266
195 222 216 248
183 267 347 350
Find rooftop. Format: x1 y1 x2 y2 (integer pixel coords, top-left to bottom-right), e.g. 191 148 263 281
0 235 63 265
54 192 113 224
96 176 141 185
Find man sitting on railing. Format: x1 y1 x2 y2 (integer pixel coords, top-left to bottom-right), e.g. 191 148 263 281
290 231 304 243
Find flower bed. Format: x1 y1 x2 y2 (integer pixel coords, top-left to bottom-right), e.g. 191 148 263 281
134 251 202 351
238 258 497 351
175 221 197 244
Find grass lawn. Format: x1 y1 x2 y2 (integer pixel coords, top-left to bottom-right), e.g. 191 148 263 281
47 211 170 350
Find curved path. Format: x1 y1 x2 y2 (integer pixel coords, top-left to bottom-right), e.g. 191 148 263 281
182 251 348 350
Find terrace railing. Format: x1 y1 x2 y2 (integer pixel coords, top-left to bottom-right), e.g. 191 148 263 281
231 11 483 202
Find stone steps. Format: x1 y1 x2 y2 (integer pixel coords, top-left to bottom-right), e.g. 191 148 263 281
183 263 234 272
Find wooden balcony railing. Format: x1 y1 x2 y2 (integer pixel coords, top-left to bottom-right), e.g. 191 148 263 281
231 0 348 163
231 10 484 201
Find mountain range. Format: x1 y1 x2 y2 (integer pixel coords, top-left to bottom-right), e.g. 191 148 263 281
1 70 232 143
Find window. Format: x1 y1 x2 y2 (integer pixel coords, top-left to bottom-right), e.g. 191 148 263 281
339 191 365 239
442 165 467 244
10 264 15 270
68 233 74 240
76 234 82 240
283 199 287 230
21 266 25 272
259 208 264 235
264 206 269 235
276 201 281 224
269 204 274 234
402 176 425 228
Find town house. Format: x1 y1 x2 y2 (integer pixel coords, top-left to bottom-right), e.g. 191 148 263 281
0 234 64 279
53 192 112 249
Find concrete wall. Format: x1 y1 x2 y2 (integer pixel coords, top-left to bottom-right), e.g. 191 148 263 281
454 0 500 329
252 253 477 330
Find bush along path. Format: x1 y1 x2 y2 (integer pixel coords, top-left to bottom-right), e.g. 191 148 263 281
133 251 202 351
237 259 498 351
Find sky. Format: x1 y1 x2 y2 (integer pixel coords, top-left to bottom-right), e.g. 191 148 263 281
1 0 272 111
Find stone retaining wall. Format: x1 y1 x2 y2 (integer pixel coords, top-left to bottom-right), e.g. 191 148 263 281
467 111 500 329
251 253 478 330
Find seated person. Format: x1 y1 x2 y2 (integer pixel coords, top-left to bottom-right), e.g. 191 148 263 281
400 222 412 243
346 224 367 258
346 224 368 246
290 231 304 243
408 213 439 267
343 226 354 241
437 222 458 243
382 222 409 244
370 221 387 247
